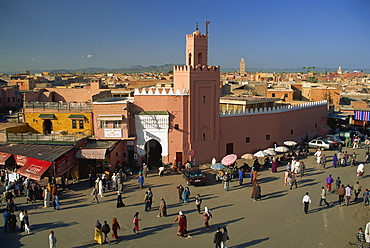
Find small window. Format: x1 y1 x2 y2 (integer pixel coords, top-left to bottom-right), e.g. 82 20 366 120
246 137 250 143
272 93 275 97
161 84 165 87
100 121 108 128
79 120 84 129
72 120 77 129
266 134 270 140
291 129 294 134
7 97 10 103
203 133 206 140
284 94 288 98
315 123 317 128
203 95 206 103
12 97 15 102
113 121 121 128
174 124 179 129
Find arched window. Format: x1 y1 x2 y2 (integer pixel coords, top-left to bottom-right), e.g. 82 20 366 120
198 52 202 65
203 95 206 103
188 53 192 66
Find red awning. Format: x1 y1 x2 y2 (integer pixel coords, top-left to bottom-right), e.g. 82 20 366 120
17 158 52 181
0 152 12 165
15 154 28 166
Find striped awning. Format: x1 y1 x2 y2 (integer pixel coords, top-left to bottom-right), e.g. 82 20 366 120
354 111 370 121
39 114 55 119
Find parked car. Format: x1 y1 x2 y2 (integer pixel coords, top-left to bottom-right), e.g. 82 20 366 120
325 134 344 146
182 167 206 186
308 139 332 150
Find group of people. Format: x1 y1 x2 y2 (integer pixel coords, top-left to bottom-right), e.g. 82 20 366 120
94 218 121 245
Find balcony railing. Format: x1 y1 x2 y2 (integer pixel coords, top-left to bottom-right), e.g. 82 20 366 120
6 132 88 144
24 102 92 111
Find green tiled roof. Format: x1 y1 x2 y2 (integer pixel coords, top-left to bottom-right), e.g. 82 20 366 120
38 114 55 119
68 114 85 119
135 111 169 115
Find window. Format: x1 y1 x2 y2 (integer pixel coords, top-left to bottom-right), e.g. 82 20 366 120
174 124 179 129
113 121 121 128
12 97 15 102
272 93 275 97
284 94 288 98
100 121 108 128
315 123 317 128
161 84 165 87
72 120 77 129
266 134 270 140
291 129 294 134
203 95 206 103
203 133 206 140
79 120 84 129
7 97 10 103
246 137 250 143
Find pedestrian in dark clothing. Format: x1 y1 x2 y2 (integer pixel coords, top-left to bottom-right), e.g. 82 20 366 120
195 194 202 213
9 212 17 233
91 187 99 203
147 188 153 210
3 210 10 233
116 191 125 208
338 185 345 206
356 227 365 248
102 220 111 244
214 227 223 248
177 184 184 202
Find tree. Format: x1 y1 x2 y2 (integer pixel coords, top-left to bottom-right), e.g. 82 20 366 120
308 76 318 83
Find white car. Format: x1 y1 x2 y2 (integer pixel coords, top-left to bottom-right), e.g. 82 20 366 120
308 139 332 150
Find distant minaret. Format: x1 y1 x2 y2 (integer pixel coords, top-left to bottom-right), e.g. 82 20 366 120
240 58 245 75
337 65 342 75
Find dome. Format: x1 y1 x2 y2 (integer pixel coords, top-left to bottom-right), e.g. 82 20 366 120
193 30 201 35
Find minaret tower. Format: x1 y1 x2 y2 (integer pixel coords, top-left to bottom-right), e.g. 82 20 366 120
240 58 245 75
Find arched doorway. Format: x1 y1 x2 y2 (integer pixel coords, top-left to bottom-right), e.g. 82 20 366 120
43 119 53 134
144 139 162 169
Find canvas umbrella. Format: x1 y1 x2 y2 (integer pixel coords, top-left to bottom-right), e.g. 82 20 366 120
221 154 238 166
263 149 277 156
283 141 298 146
253 150 268 157
275 146 289 153
241 153 255 160
211 163 227 170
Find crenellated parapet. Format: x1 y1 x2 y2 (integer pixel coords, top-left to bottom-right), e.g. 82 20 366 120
134 88 189 96
220 101 328 117
173 65 219 72
186 33 207 39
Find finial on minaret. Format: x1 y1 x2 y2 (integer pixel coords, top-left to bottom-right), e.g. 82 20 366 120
196 23 199 31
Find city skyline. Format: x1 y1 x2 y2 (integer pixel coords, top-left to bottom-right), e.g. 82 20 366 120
1 0 369 73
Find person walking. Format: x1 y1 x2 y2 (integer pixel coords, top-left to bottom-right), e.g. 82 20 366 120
94 221 103 245
23 210 31 234
138 173 144 190
142 163 148 178
195 194 202 213
19 210 25 232
116 191 125 208
3 210 10 233
332 153 338 168
44 187 50 208
54 195 60 210
183 187 190 203
335 177 341 190
252 182 261 201
326 174 334 193
203 207 213 229
111 218 120 241
302 192 311 214
356 227 365 248
223 172 230 191
319 186 330 207
353 181 362 202
363 189 369 206
338 184 346 206
102 220 111 244
8 212 17 233
91 187 99 203
290 172 297 190
174 211 187 237
144 192 150 212
157 197 167 217
49 230 57 248
238 168 244 184
214 227 223 248
345 184 352 206
147 188 153 210
221 226 229 248
177 184 184 202
133 212 141 234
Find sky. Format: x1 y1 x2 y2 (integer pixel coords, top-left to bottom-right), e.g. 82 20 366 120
1 0 370 73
